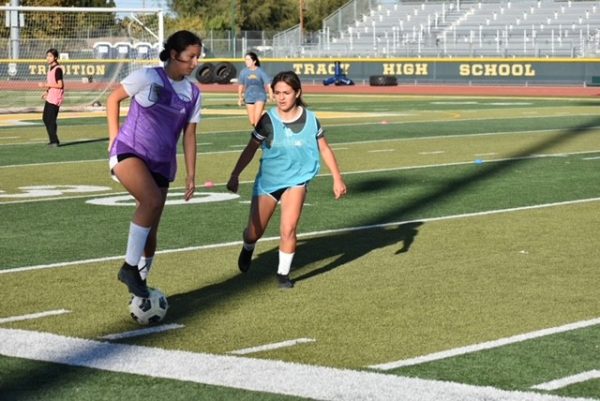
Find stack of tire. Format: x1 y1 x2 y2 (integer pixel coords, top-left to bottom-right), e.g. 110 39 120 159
196 62 237 85
369 75 398 86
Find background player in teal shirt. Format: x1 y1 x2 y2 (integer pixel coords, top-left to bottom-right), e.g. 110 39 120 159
227 71 347 288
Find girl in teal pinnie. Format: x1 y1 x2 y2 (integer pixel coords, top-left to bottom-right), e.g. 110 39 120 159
227 71 347 288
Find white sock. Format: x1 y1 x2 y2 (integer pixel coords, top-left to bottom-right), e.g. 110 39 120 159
124 222 151 266
277 250 294 276
243 242 255 251
138 256 154 281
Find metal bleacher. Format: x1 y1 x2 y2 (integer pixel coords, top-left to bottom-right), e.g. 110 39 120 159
274 0 600 58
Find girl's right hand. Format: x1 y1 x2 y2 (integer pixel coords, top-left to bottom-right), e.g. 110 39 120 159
227 175 239 193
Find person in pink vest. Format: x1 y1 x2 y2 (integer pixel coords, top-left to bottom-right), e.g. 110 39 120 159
107 30 202 298
38 48 64 147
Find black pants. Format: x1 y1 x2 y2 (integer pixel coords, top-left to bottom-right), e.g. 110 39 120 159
42 101 60 144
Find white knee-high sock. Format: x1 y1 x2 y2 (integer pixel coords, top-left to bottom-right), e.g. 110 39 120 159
138 256 154 281
124 222 151 267
277 250 294 276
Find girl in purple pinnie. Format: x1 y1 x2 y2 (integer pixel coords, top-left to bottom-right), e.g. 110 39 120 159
106 30 203 298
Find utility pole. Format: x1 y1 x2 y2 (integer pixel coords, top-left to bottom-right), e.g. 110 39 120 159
299 0 304 45
231 0 237 57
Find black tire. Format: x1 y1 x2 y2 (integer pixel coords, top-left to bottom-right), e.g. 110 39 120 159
196 63 215 84
369 75 397 86
213 62 237 85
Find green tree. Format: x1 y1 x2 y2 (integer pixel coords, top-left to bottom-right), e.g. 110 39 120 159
303 0 349 31
170 0 351 33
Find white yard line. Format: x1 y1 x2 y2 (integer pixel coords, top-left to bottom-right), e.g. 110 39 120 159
99 324 185 341
3 196 600 274
0 309 70 324
0 328 589 401
532 370 600 391
419 150 445 155
229 338 316 355
369 317 600 370
4 149 599 206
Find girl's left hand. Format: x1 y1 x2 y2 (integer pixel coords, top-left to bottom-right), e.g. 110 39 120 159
184 176 196 201
333 180 347 200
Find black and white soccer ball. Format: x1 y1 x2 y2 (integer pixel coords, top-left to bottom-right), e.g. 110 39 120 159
128 288 168 325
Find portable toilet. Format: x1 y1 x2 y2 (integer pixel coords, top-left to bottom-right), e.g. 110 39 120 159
133 42 153 59
113 42 132 59
93 41 112 59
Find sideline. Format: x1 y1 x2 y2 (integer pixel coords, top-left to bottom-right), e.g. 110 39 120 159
0 328 589 401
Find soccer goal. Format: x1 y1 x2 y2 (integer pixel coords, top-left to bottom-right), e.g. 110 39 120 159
0 5 164 112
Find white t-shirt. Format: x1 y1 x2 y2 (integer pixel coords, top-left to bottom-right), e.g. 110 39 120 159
121 67 202 124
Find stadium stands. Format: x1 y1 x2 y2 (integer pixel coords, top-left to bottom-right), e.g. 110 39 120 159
275 0 600 58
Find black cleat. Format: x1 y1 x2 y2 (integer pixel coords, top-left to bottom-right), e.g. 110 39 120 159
276 274 294 289
238 247 254 273
118 262 149 298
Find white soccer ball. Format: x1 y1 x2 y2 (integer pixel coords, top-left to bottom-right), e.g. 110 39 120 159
128 288 168 325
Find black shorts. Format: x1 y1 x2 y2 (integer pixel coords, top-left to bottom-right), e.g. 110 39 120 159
268 182 307 201
113 153 170 188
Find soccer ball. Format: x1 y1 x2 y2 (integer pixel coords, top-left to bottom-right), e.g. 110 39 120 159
128 288 168 325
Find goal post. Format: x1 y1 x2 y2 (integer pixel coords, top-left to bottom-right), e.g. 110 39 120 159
0 5 164 112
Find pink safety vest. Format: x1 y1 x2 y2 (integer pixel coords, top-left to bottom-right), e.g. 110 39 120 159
46 65 64 106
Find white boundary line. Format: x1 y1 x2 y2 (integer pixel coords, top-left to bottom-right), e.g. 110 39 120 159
0 309 70 324
0 328 590 401
3 196 600 275
228 338 316 355
369 317 600 370
2 149 600 206
99 324 185 341
532 370 600 391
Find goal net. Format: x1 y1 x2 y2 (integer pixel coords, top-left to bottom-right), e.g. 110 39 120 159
0 5 164 112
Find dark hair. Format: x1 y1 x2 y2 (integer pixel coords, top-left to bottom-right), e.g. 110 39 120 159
245 51 260 67
46 48 59 59
159 30 202 62
271 71 307 108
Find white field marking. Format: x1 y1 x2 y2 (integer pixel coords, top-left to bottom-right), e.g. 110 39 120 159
368 149 395 153
369 317 600 370
330 147 349 150
99 324 185 341
228 144 247 148
582 156 600 160
1 125 597 168
0 328 589 401
0 136 19 139
0 309 70 324
531 370 600 391
474 152 498 156
489 102 533 106
4 196 600 275
0 157 489 205
228 338 316 355
419 150 445 155
0 120 39 127
197 142 212 145
430 101 479 105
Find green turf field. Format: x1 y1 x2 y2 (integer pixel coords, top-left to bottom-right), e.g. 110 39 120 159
1 93 600 401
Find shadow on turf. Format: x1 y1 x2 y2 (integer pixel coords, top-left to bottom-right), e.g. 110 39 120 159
4 116 600 401
57 138 107 147
165 221 423 317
